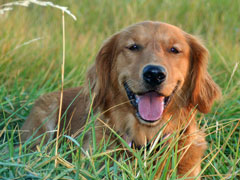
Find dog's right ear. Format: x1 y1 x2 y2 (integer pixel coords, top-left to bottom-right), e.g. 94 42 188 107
85 33 120 109
185 33 221 113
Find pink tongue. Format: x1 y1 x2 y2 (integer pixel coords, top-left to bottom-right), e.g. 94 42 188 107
138 92 164 121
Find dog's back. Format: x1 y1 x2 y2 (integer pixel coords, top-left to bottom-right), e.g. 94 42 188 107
20 87 89 146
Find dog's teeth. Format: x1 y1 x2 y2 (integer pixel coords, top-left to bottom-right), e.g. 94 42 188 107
136 97 139 104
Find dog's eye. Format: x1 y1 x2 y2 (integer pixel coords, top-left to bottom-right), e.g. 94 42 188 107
127 44 142 51
170 47 179 54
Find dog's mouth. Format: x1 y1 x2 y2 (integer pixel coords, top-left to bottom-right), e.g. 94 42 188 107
124 82 178 123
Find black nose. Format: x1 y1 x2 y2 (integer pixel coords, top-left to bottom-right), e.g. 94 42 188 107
143 65 167 86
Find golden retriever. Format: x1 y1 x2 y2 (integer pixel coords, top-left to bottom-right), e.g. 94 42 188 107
21 21 220 179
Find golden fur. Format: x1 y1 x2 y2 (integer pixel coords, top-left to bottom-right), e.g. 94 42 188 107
21 21 220 179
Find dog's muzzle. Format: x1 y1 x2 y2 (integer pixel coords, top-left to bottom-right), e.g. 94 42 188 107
124 81 179 123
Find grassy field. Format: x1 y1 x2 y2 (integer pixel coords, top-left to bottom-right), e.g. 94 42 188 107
0 0 239 179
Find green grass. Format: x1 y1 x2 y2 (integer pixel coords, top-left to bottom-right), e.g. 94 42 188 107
0 0 239 179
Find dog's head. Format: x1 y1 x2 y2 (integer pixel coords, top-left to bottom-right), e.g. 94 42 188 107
88 21 220 125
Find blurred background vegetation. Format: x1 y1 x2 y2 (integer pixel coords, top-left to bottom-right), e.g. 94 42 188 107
0 0 239 179
1 0 239 92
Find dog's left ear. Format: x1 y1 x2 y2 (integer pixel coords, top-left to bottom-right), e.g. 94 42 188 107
186 34 221 113
89 33 119 108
